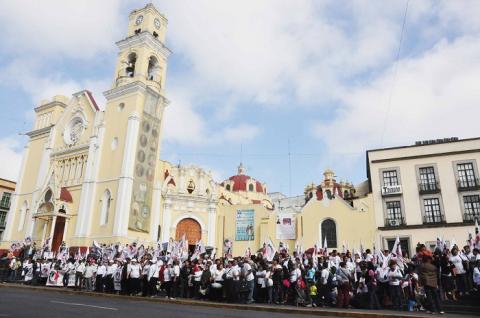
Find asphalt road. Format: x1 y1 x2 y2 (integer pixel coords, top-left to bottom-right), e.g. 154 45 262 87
0 287 332 318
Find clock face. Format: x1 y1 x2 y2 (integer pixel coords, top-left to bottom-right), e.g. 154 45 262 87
135 15 143 25
154 18 161 29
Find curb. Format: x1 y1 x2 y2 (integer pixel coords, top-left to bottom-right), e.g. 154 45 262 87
0 283 433 318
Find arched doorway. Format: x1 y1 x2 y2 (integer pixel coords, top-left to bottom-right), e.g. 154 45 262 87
175 218 201 245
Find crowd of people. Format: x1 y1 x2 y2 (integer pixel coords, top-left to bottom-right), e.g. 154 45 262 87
2 239 480 315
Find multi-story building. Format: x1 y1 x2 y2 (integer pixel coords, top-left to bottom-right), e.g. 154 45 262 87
367 137 480 256
0 179 16 240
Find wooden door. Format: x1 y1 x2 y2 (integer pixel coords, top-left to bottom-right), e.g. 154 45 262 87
175 218 201 243
52 217 65 253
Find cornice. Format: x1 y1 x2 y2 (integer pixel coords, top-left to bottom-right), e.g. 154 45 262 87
34 101 67 113
103 81 147 101
51 143 90 159
26 125 53 138
116 31 172 59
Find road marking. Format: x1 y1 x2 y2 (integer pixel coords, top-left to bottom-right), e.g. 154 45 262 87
50 300 118 311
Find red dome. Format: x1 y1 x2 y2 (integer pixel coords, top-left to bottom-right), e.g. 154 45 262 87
224 163 265 193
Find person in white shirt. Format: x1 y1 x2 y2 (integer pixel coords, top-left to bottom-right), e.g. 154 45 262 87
141 260 150 297
96 261 107 292
74 260 85 290
256 265 266 287
163 263 173 298
450 247 467 295
105 259 117 293
147 259 159 297
387 260 403 310
171 260 180 299
473 260 480 288
242 261 255 304
83 261 97 291
211 263 225 301
127 258 141 295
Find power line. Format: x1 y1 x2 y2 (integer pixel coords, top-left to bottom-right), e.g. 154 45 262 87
380 0 410 146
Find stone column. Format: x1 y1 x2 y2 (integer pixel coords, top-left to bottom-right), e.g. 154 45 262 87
62 217 69 243
75 122 105 237
48 216 57 249
161 199 172 243
150 180 162 243
207 203 216 246
113 112 140 237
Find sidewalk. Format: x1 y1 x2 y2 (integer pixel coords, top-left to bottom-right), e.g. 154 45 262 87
0 283 459 318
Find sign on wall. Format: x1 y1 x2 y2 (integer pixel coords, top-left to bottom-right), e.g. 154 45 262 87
236 209 255 241
276 214 296 240
381 184 402 196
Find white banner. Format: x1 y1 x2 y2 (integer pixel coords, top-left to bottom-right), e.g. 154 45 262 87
276 214 296 240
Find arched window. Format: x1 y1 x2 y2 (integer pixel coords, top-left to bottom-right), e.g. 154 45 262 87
248 184 254 192
18 201 28 232
147 56 160 81
321 219 337 248
226 184 231 191
100 190 111 226
344 190 349 199
125 53 137 77
325 189 333 199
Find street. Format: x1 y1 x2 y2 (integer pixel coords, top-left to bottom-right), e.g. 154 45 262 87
0 287 332 318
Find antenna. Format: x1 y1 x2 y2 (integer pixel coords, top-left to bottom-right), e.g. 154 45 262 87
240 143 243 164
288 139 292 197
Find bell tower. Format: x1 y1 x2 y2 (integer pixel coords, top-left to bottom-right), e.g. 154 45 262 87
112 3 169 94
74 3 171 243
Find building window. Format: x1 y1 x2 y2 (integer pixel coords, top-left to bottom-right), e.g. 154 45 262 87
386 201 402 225
0 211 6 227
100 190 111 226
463 195 480 221
419 166 438 192
457 163 477 188
383 170 399 186
248 184 254 192
321 219 337 248
423 198 443 223
0 193 11 209
225 184 231 191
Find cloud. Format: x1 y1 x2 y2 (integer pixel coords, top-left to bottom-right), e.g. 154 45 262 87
158 0 407 108
163 89 261 146
0 59 110 107
0 136 23 181
0 0 123 59
313 35 480 156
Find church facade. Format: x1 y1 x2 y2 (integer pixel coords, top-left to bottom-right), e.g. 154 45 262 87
0 4 377 256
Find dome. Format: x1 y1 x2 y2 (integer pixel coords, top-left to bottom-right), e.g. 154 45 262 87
222 163 265 193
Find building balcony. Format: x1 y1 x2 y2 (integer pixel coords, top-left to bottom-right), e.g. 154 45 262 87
423 214 446 225
457 178 480 191
463 213 479 223
419 182 440 194
384 217 405 228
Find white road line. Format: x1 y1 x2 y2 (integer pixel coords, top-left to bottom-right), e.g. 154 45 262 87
50 300 118 311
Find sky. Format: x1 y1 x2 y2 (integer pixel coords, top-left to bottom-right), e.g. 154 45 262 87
1 0 480 196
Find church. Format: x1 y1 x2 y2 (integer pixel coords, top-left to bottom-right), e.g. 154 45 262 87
1 4 376 256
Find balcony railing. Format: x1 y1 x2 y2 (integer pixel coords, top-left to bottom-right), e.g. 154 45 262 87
457 178 480 191
0 202 10 209
384 217 405 227
423 214 446 225
418 182 440 194
463 213 479 222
